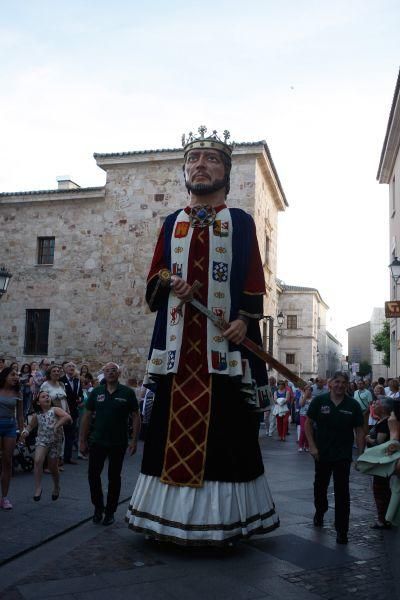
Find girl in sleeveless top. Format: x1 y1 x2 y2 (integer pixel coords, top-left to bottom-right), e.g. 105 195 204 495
21 390 71 501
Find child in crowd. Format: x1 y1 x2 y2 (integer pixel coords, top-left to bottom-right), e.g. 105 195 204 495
21 390 71 501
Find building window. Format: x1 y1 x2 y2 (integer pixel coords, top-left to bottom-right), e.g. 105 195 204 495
265 234 270 265
154 193 164 202
24 309 50 354
37 237 55 265
286 353 295 365
287 315 297 329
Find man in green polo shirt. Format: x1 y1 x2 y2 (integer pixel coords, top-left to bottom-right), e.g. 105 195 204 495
305 371 364 544
80 362 140 526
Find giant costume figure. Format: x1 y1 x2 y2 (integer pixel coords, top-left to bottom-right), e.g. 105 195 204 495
126 127 279 545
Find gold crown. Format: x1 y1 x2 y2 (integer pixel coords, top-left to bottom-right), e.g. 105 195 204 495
182 126 233 158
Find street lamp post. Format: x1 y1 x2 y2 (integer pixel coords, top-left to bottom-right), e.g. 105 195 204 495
388 257 400 376
389 257 400 283
0 265 12 299
262 311 285 357
276 311 284 336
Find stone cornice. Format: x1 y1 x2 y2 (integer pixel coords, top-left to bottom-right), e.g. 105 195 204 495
278 285 329 310
94 141 288 209
327 331 342 346
377 69 400 183
94 148 184 168
0 187 105 205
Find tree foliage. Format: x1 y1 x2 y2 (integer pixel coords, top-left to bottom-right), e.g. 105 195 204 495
372 320 390 367
358 360 372 377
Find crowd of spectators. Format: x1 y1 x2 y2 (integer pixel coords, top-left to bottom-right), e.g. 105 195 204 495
0 357 143 511
2 356 400 536
265 372 400 536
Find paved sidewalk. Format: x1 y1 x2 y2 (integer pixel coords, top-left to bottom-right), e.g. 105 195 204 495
1 426 399 599
0 445 142 565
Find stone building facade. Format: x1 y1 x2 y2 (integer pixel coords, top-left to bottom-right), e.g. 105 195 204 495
276 282 342 381
0 142 287 380
378 69 400 378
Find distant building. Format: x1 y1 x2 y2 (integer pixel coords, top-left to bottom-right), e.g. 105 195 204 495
347 321 370 367
347 307 387 379
326 332 343 377
0 141 287 380
276 282 342 381
377 69 400 378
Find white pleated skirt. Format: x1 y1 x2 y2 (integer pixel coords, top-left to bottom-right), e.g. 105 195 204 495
125 473 279 546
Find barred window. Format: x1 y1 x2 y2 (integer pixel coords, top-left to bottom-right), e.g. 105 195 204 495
287 315 297 329
38 237 55 265
24 309 50 354
286 353 295 365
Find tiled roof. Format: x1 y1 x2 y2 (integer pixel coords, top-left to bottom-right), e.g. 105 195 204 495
279 283 319 293
93 140 264 159
277 279 328 308
0 186 104 198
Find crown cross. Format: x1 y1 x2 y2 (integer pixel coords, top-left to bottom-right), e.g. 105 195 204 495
198 125 207 138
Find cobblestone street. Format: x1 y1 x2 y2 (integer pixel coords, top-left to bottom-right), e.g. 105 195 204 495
1 427 399 600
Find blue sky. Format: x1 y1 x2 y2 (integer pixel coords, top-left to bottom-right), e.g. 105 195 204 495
1 0 399 349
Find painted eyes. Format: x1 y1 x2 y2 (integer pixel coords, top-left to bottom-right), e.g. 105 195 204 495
187 155 220 163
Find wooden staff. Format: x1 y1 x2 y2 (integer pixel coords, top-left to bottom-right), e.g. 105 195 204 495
160 269 307 389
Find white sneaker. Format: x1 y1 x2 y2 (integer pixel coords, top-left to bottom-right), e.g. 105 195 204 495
298 448 303 453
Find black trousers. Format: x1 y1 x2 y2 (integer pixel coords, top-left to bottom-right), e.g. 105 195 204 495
63 417 78 462
314 459 351 534
88 443 126 515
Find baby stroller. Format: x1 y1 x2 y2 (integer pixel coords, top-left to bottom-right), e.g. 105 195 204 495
12 431 34 473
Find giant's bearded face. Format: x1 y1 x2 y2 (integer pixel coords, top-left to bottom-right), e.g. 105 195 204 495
184 148 231 196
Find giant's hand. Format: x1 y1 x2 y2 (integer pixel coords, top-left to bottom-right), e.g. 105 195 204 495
223 319 247 345
170 276 193 301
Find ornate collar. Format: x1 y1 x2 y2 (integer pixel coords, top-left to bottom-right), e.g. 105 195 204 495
188 204 217 228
